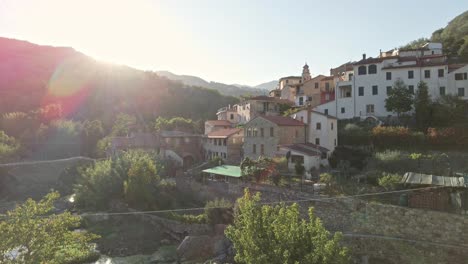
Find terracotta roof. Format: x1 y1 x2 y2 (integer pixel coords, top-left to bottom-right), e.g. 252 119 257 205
205 120 232 126
246 96 294 105
354 56 398 65
321 76 334 81
260 115 305 126
382 60 447 70
279 76 302 81
206 128 242 138
279 143 329 156
448 64 467 73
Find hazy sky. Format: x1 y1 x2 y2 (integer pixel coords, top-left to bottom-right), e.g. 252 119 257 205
0 0 466 86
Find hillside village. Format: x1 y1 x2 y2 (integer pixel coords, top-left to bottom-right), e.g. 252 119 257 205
109 41 467 180
1 9 468 264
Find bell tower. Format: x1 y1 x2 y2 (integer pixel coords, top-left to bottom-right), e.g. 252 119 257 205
302 63 311 82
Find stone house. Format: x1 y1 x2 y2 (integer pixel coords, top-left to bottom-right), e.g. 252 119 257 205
204 120 233 135
243 115 306 159
236 96 293 124
203 128 244 164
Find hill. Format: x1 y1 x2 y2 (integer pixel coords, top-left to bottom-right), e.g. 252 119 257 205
401 10 468 62
0 37 238 124
156 71 270 97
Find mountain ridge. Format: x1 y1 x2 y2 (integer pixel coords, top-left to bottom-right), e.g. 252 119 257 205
156 71 275 97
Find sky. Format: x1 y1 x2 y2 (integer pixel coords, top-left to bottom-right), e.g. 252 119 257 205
0 0 466 86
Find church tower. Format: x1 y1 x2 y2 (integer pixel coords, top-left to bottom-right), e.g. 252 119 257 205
302 63 311 82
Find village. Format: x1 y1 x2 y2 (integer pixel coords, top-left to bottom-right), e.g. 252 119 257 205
1 5 468 264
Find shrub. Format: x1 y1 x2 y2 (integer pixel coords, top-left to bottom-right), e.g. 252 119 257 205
378 173 403 190
338 123 371 146
167 212 206 224
328 146 371 170
371 126 427 150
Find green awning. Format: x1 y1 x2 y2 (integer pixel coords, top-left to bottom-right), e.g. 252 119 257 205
203 165 242 178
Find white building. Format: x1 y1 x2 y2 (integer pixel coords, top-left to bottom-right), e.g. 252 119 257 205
290 107 338 155
314 42 468 119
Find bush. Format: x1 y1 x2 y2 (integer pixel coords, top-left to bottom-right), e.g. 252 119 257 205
328 146 371 170
427 127 468 149
319 173 334 185
371 126 426 150
338 123 371 146
167 212 206 224
378 173 403 190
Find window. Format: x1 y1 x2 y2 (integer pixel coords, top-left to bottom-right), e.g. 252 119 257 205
438 69 444 77
408 70 414 79
316 122 321 130
270 127 274 137
348 73 353 80
321 152 327 159
253 128 258 137
368 64 377 74
372 85 378 95
230 113 234 120
223 139 227 146
424 70 430 78
358 66 367 75
299 97 304 105
439 86 446 96
331 122 334 130
458 88 465 97
325 82 330 90
260 144 264 155
315 138 320 145
260 128 264 137
408 85 414 94
291 155 304 164
247 128 252 137
334 139 337 146
286 80 289 84
252 144 256 154
386 72 392 80
314 83 319 89
386 86 392 94
307 96 312 101
341 107 345 113
366 104 375 114
455 73 468 80
358 86 364 96
324 109 328 115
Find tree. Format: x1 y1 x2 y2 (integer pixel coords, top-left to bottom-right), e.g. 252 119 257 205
431 95 468 127
225 190 349 264
385 79 413 118
81 119 104 157
414 81 432 131
124 154 160 209
294 160 305 176
0 131 20 162
0 192 99 264
111 113 137 136
400 37 430 49
240 157 276 183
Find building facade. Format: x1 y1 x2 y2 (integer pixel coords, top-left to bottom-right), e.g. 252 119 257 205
203 128 244 164
314 42 468 119
243 115 306 159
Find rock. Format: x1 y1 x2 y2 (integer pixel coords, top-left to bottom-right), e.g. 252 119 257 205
150 245 177 263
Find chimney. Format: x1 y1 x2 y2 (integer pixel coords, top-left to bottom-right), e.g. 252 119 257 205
362 53 366 60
